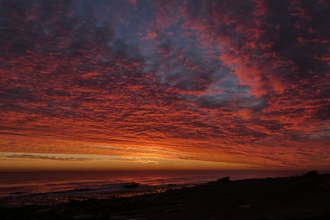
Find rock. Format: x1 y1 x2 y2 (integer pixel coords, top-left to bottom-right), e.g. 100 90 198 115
27 208 53 216
302 171 318 177
128 218 147 220
109 215 127 219
72 214 94 219
11 191 26 195
217 176 230 182
54 210 63 217
123 182 140 188
85 204 106 212
236 204 251 208
163 208 186 212
60 208 72 215
129 213 147 218
67 200 82 207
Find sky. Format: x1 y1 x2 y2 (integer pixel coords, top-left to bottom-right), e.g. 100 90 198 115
0 0 329 171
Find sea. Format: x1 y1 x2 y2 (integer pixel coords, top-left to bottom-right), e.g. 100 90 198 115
0 170 308 207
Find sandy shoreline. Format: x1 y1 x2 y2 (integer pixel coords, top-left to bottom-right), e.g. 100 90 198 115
1 171 330 220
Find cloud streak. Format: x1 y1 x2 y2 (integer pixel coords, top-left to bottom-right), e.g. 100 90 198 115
0 152 159 164
0 153 95 162
0 0 329 170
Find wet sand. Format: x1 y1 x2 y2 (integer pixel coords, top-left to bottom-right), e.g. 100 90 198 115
1 171 330 220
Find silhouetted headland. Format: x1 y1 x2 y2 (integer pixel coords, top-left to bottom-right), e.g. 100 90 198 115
1 171 330 220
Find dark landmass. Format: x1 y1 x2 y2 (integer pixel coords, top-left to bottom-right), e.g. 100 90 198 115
122 182 140 188
1 171 330 220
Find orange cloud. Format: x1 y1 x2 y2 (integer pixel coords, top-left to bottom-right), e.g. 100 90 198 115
0 0 329 171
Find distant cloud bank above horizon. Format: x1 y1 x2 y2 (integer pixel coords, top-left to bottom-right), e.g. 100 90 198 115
0 0 329 170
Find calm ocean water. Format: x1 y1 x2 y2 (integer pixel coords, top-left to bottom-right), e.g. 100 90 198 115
0 170 305 198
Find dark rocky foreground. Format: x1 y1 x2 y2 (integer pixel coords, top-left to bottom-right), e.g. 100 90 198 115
1 171 330 220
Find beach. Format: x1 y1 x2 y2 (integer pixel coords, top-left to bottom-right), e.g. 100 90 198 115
1 171 330 220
